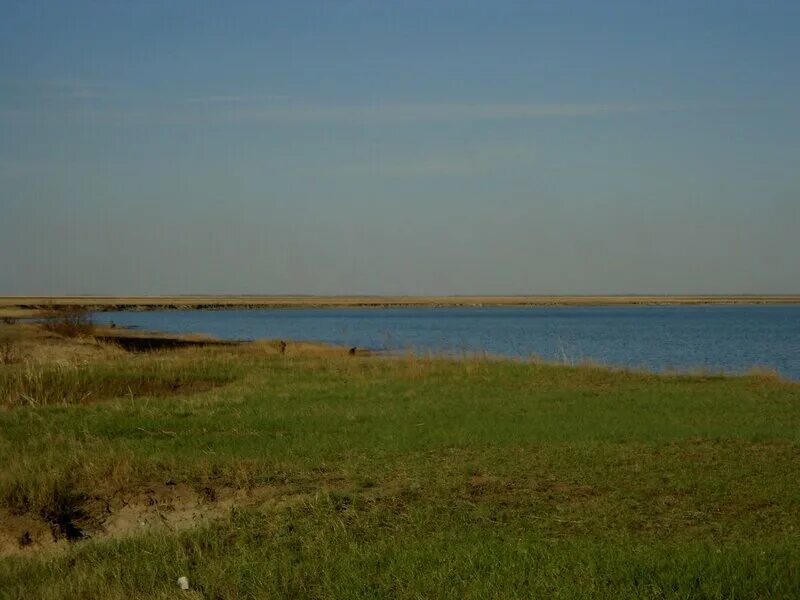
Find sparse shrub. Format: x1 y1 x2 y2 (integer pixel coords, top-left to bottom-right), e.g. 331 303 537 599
2 316 16 325
42 307 95 338
39 484 91 541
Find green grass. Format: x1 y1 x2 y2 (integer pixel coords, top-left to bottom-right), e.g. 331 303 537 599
1 346 799 598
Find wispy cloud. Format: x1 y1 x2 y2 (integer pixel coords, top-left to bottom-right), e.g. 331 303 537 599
1 88 691 128
187 94 291 104
229 102 666 123
187 95 245 104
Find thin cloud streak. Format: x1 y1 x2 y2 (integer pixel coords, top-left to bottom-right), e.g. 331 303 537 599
0 96 705 130
187 94 291 104
232 102 674 123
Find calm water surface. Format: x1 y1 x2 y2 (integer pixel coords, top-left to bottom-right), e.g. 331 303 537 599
94 306 800 380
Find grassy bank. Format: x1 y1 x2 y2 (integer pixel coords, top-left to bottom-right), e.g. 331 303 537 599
0 321 799 598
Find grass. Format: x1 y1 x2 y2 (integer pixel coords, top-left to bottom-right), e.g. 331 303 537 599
0 355 240 408
3 293 800 315
0 323 799 598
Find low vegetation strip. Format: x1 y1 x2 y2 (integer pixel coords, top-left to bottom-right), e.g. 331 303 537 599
0 320 798 598
3 294 800 316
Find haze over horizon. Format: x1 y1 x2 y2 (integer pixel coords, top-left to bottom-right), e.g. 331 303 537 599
2 1 799 296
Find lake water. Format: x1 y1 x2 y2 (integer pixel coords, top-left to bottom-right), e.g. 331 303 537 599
94 305 800 380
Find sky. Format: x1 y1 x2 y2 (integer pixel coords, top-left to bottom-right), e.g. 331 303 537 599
1 0 799 295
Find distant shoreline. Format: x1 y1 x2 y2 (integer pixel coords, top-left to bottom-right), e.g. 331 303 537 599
2 294 800 317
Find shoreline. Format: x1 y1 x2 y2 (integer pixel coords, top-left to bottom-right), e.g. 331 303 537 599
4 317 793 382
2 315 796 384
2 294 800 317
5 300 796 381
43 320 800 384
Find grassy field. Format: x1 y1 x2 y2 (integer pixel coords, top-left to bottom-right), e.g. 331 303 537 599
3 293 800 317
1 320 799 598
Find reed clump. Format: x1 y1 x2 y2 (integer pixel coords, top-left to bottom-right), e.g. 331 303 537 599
41 307 95 338
0 339 20 365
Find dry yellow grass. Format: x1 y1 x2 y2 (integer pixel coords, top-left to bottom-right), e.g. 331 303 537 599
0 322 122 367
2 294 799 316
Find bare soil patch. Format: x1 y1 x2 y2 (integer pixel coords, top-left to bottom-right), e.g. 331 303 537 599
0 482 311 557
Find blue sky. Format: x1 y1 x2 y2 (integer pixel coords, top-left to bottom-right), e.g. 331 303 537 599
1 0 799 294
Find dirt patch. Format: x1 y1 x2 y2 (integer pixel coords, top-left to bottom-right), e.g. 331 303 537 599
533 480 601 507
0 512 65 556
96 483 229 540
467 473 507 499
0 482 312 557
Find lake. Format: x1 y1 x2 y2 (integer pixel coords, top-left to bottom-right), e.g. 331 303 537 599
94 305 800 380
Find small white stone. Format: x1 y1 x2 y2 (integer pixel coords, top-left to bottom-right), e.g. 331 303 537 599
177 576 190 590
